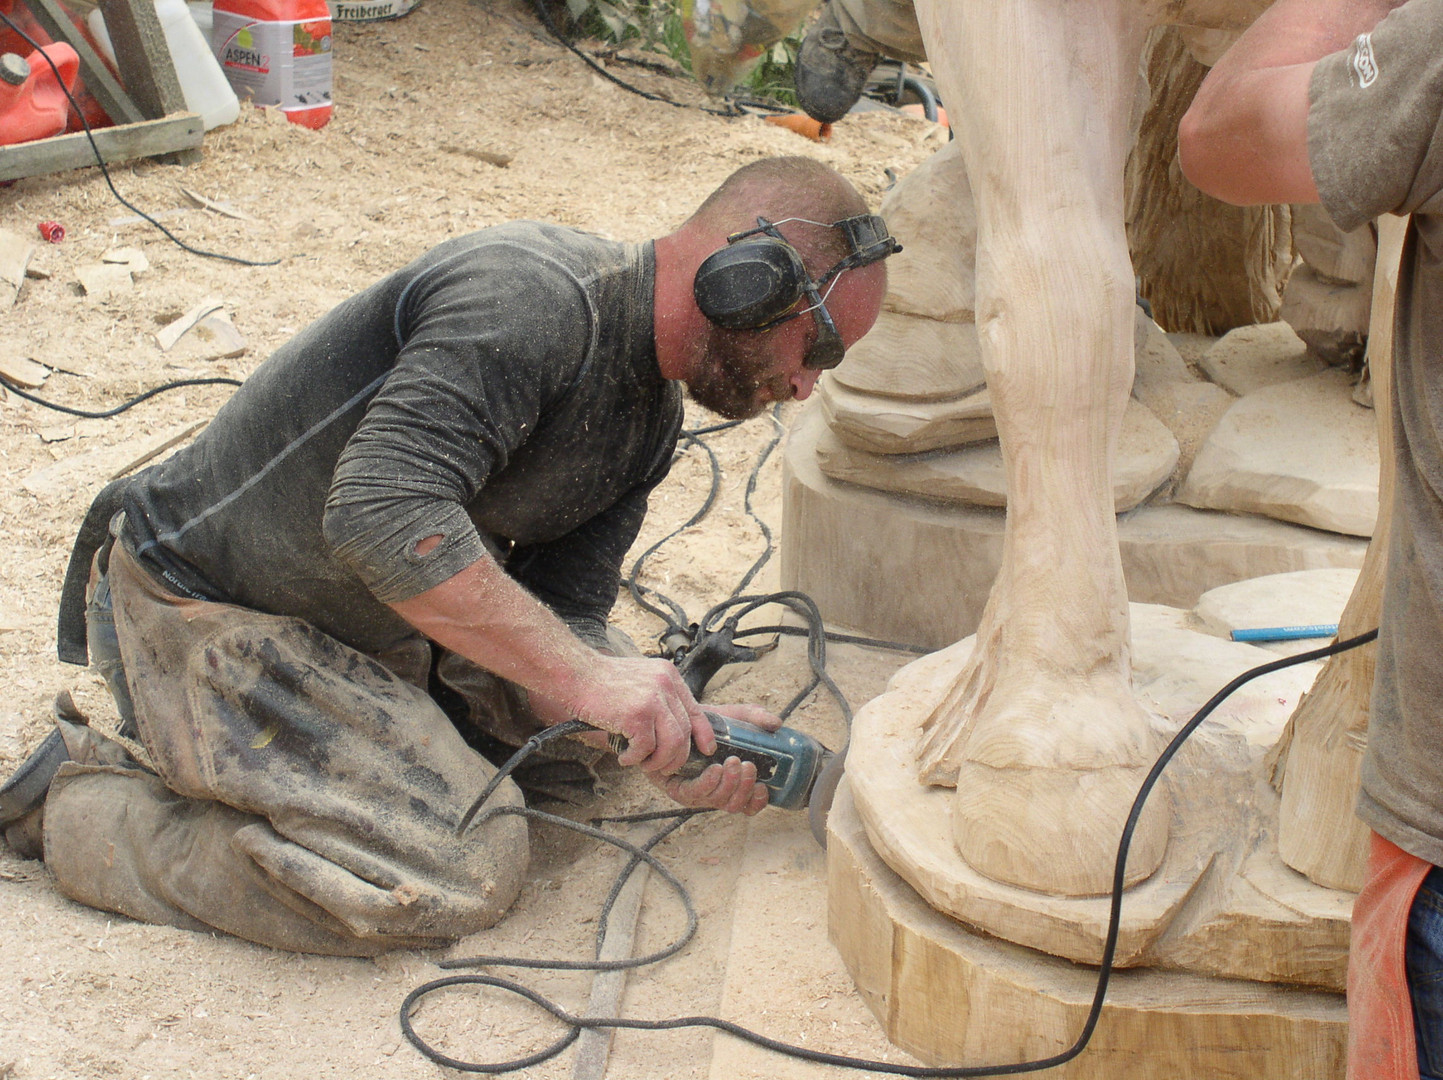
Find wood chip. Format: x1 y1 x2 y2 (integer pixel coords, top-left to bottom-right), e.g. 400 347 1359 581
440 144 512 168
0 228 34 307
102 246 150 273
24 264 50 280
0 355 49 388
177 185 260 222
37 424 75 443
178 311 247 361
156 298 225 351
76 263 135 300
0 602 27 632
22 419 206 501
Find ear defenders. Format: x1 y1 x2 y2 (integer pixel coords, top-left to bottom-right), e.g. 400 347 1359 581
693 231 812 331
692 214 901 370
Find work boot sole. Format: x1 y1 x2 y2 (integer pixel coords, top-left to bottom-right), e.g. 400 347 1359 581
795 3 881 124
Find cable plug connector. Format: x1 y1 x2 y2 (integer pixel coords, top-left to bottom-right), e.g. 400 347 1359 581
673 618 776 700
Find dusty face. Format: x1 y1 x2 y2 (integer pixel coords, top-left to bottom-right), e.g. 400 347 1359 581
684 322 795 420
684 261 887 419
680 251 887 419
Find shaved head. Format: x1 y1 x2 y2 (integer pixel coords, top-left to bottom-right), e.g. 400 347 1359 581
687 157 872 275
651 156 890 412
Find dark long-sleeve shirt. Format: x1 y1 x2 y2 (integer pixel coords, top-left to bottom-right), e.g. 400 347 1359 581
115 222 683 654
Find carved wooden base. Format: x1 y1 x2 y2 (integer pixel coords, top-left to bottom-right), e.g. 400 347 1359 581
844 606 1354 986
828 783 1348 1077
782 401 1368 650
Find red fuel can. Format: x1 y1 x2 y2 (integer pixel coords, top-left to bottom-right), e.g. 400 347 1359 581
0 43 79 147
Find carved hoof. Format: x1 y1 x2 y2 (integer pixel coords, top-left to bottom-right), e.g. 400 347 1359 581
951 761 1171 896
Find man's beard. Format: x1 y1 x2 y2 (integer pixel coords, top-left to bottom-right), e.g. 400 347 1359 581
684 324 789 420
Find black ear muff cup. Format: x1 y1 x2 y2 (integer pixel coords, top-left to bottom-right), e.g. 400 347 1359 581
693 238 809 330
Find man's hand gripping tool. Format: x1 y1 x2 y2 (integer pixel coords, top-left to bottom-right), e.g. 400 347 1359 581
607 710 835 812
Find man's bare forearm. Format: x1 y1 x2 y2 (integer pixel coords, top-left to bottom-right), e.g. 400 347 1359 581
1179 0 1409 205
388 553 708 773
390 553 597 711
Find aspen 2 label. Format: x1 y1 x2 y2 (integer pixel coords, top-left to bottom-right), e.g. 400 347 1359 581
213 12 332 111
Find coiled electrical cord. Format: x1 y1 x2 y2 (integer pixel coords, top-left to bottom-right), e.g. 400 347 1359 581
402 627 1380 1074
632 405 930 672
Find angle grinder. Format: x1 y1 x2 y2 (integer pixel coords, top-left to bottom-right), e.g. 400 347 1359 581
605 710 843 828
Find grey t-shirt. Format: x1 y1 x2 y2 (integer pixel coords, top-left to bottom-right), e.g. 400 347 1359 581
1308 0 1443 865
119 222 683 655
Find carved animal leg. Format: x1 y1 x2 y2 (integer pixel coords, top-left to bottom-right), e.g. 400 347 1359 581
1271 214 1407 892
911 0 1170 896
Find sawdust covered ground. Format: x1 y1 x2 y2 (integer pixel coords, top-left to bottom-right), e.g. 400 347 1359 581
0 3 943 1075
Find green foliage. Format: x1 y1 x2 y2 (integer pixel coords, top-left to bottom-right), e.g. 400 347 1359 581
564 0 804 107
741 32 802 107
565 0 674 56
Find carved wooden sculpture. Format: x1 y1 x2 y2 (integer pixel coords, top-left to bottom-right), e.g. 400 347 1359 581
907 0 1236 896
794 1 1397 1072
1126 27 1293 335
1270 214 1405 892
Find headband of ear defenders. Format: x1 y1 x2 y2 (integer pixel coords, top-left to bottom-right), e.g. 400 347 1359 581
692 213 901 332
827 214 903 283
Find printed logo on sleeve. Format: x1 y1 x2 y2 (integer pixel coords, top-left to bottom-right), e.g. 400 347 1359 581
1351 33 1378 88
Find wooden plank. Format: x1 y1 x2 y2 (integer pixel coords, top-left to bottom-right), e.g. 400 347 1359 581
0 113 203 182
570 861 650 1080
707 809 912 1080
98 0 187 121
23 0 145 125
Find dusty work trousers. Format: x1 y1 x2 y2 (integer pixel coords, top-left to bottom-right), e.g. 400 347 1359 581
833 0 926 64
42 540 530 956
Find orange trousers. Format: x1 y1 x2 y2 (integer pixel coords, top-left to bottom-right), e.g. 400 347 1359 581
1349 831 1434 1080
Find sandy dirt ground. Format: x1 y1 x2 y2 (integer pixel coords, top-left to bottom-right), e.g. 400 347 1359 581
0 3 947 1075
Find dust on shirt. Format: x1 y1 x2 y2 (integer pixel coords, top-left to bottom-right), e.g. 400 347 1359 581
120 222 683 655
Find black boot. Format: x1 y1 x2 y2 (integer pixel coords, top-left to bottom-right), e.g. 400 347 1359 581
795 2 881 123
0 729 68 859
0 692 139 860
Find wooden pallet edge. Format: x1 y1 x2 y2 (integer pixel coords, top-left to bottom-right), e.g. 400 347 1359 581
0 113 204 183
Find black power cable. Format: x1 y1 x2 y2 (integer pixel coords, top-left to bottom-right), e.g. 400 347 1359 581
633 407 925 723
0 372 241 417
401 627 1379 1074
0 9 279 268
525 0 735 117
